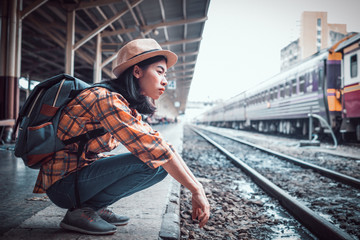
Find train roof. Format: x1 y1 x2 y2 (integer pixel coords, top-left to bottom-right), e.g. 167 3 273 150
335 33 360 52
244 49 329 96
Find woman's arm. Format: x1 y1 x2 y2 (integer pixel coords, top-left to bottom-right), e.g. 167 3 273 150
161 153 210 228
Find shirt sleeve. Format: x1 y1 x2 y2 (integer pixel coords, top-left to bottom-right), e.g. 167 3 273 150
91 88 175 168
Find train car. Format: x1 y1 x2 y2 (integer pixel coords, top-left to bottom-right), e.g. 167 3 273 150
222 92 247 128
200 101 224 126
198 34 359 141
336 34 360 141
244 49 330 135
200 92 247 128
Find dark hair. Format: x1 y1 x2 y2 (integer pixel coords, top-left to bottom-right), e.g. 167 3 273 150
100 55 167 115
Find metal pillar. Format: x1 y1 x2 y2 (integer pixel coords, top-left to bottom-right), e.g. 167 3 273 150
94 34 102 83
0 0 8 77
0 0 20 142
65 10 75 75
15 0 22 123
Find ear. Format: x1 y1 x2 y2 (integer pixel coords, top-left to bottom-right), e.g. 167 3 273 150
132 65 143 78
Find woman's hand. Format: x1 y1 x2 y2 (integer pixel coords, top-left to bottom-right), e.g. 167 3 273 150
191 188 210 228
161 152 210 228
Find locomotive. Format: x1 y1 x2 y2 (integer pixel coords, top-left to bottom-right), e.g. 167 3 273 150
198 34 360 142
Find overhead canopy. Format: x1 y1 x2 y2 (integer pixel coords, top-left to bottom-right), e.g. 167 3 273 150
19 0 210 116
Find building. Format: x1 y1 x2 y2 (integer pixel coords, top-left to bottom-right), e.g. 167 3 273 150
280 39 300 71
281 11 347 71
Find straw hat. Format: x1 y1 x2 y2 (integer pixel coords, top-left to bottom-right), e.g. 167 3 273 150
113 38 178 77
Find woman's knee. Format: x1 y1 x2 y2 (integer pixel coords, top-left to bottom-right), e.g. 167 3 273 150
46 180 75 209
153 166 168 182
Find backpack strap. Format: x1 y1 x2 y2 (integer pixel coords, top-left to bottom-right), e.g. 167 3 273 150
63 127 108 208
62 127 107 146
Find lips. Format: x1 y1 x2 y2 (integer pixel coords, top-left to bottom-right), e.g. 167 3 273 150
159 88 165 95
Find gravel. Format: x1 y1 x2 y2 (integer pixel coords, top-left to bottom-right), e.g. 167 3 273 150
180 126 316 240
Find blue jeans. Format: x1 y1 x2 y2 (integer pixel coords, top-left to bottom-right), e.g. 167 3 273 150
46 153 168 210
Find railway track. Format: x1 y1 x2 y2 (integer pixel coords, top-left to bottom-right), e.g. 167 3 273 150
191 126 359 240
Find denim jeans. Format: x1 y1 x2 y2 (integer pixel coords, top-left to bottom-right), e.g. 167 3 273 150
46 152 168 210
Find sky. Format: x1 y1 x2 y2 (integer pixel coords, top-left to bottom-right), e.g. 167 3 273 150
187 0 360 102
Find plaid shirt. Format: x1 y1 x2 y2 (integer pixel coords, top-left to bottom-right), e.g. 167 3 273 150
33 87 175 193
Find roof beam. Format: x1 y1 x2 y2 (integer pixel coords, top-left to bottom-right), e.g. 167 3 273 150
158 0 169 42
101 38 200 68
125 0 140 26
174 60 196 67
102 37 202 48
101 27 136 37
177 51 198 57
168 75 193 81
143 17 207 35
76 50 112 78
102 17 206 37
95 5 124 43
168 68 195 74
24 50 63 70
76 48 113 78
160 37 202 47
73 0 143 51
47 5 66 22
21 0 48 20
27 16 65 48
76 0 125 10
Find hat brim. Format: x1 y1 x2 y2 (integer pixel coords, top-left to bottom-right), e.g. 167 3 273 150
113 50 178 77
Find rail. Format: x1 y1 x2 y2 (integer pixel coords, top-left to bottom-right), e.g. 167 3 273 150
191 126 354 240
196 125 360 189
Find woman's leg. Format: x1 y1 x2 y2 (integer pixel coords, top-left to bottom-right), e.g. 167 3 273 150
46 152 168 210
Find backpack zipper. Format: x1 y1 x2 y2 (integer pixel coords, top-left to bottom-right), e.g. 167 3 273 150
53 79 65 107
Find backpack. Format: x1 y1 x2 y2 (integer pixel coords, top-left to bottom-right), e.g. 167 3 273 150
14 73 107 169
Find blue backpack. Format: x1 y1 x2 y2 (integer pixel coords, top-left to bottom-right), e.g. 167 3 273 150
14 74 107 169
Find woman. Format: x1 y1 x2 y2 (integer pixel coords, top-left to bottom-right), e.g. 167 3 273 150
34 38 210 235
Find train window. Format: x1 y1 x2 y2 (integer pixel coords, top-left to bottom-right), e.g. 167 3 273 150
285 82 291 97
307 73 313 92
274 87 279 99
279 84 285 98
318 67 324 90
351 54 358 78
265 90 270 101
299 76 305 93
312 70 318 91
291 79 297 94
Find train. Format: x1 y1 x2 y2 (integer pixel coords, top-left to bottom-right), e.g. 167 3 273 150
197 34 360 142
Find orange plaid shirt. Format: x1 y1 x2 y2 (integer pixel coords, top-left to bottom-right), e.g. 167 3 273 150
33 87 175 193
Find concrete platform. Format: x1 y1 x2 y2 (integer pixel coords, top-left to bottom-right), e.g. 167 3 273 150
0 123 184 240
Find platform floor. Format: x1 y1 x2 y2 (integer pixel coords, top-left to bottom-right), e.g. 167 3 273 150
0 123 183 240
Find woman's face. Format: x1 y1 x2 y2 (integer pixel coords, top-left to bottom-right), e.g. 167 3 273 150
134 59 168 100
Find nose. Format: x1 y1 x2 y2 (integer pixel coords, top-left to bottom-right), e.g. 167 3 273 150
161 77 168 86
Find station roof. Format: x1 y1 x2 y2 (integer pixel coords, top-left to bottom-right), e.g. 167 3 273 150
20 0 210 115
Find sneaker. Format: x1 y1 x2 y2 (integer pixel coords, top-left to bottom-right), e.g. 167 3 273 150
97 208 130 226
60 207 117 235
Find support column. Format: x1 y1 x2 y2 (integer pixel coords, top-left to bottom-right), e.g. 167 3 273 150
0 0 9 122
0 0 20 142
65 10 75 75
93 33 102 83
15 0 22 123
